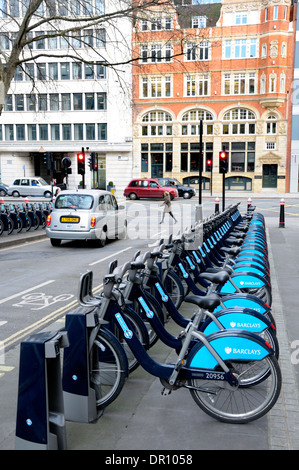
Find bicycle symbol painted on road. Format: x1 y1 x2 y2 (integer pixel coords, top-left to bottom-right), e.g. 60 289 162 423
13 292 74 310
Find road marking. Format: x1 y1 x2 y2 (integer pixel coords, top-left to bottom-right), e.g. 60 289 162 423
0 280 55 305
88 246 132 266
3 282 103 350
0 237 47 252
0 365 14 372
0 366 15 378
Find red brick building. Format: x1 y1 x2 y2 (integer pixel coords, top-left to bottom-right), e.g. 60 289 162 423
132 0 294 193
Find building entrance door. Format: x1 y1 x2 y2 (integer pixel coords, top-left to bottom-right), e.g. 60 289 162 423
96 155 106 189
262 164 277 188
151 153 163 178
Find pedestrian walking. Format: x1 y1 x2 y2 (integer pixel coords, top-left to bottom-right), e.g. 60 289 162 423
160 191 177 224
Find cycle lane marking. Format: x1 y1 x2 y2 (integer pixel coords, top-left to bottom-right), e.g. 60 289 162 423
0 280 55 305
2 282 103 351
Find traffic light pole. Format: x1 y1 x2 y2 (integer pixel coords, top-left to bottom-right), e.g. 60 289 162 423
195 120 203 223
81 147 85 189
219 146 228 212
222 172 225 211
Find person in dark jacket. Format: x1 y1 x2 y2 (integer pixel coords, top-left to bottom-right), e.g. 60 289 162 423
160 191 177 224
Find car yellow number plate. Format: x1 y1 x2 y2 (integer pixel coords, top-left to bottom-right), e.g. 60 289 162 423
60 216 80 223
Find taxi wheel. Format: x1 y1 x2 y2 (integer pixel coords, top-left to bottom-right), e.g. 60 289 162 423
98 229 107 247
50 238 61 247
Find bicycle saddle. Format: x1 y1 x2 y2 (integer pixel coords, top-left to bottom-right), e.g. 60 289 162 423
130 261 145 270
220 246 241 256
224 237 243 246
184 293 220 312
230 230 246 238
199 270 230 285
205 265 234 275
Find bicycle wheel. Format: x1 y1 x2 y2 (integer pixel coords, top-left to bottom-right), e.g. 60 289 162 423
112 310 149 372
240 284 272 307
90 329 127 410
16 217 23 233
163 270 185 309
188 355 281 424
32 215 40 230
7 216 14 235
25 216 31 231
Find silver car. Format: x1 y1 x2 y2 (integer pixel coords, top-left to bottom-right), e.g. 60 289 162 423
46 189 127 247
8 177 53 198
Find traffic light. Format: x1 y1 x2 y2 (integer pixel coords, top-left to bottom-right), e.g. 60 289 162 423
94 153 98 170
219 150 228 174
62 157 72 175
88 152 95 171
43 153 51 170
77 151 85 175
206 157 213 172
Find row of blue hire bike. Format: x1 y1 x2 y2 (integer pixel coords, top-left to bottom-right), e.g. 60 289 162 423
59 201 281 425
0 200 52 236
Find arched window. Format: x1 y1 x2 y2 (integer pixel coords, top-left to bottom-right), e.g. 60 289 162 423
181 109 213 135
141 110 172 136
222 108 256 135
269 72 277 93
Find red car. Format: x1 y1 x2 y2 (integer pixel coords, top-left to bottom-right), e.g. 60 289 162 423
124 178 178 200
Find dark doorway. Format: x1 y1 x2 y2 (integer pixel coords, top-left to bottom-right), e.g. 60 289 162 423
151 153 163 178
262 164 277 188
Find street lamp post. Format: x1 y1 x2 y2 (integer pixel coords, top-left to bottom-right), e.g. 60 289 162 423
195 120 203 222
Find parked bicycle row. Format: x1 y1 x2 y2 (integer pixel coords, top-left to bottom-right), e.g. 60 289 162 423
16 203 281 449
0 200 52 236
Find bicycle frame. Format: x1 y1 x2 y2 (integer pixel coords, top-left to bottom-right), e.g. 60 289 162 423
113 308 274 389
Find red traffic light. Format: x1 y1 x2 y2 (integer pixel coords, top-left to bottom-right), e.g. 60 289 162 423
219 150 228 174
77 152 85 175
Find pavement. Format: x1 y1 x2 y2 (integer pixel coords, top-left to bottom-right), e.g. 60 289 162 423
1 192 299 452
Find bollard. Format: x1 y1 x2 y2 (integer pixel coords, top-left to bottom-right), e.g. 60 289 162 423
62 308 101 423
214 197 220 214
279 198 285 228
247 197 252 211
15 330 69 450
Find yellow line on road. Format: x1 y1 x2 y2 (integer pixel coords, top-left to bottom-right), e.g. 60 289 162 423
0 365 14 372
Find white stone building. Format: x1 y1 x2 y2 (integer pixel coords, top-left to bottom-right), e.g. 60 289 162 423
0 0 133 196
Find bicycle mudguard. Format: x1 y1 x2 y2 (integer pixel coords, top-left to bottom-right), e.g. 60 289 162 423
240 246 268 257
200 309 272 336
235 257 269 270
187 329 273 370
215 293 270 314
237 253 269 268
219 271 268 294
233 264 270 279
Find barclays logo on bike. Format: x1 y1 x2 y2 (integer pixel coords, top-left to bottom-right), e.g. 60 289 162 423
229 321 261 329
239 280 262 287
224 346 261 356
